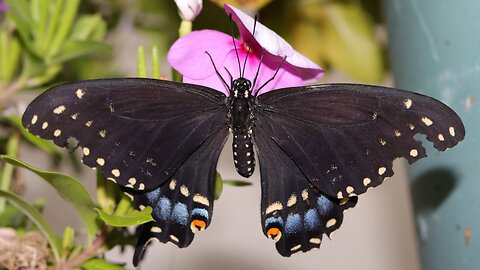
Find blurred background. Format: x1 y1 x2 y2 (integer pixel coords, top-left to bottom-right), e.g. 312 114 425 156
2 0 476 269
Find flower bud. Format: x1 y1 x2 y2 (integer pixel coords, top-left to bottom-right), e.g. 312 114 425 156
174 0 203 21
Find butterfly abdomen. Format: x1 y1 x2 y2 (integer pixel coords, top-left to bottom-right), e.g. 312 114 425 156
229 78 256 178
233 131 255 177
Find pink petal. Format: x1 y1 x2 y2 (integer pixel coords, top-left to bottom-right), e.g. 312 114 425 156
224 4 324 83
167 30 235 80
183 48 304 96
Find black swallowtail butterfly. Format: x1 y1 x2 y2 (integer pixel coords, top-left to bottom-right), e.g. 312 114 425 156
21 12 465 266
22 76 464 263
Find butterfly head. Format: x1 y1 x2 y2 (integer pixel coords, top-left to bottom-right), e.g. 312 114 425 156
232 78 252 98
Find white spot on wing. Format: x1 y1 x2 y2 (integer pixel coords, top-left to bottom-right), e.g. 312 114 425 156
169 179 176 190
83 147 90 156
290 245 301 252
180 185 190 197
169 235 179 242
346 186 354 194
265 201 283 214
70 113 79 120
337 191 343 199
128 178 137 185
309 238 321 244
85 120 93 127
421 116 433 126
410 149 418 157
449 127 455 137
150 226 162 233
403 99 412 109
96 158 105 166
99 130 107 138
438 134 445 141
326 218 337 228
363 177 371 186
301 189 308 201
76 89 85 99
42 122 48 129
53 105 66 114
111 169 120 177
31 115 38 125
378 167 387 175
287 194 297 207
53 129 61 137
193 194 210 206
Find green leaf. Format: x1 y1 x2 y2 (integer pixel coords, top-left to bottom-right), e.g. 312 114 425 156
0 155 101 241
49 40 111 65
95 206 154 227
223 180 253 187
71 15 107 41
62 226 75 252
96 170 121 214
5 0 39 57
152 46 160 79
214 171 223 200
31 0 49 49
0 189 61 262
47 0 80 58
322 2 384 83
137 46 147 78
81 258 125 270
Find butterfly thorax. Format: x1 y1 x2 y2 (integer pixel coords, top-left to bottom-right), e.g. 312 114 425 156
229 78 255 177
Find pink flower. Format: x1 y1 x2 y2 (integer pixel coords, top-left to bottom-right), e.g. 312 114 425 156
167 4 323 96
174 0 202 21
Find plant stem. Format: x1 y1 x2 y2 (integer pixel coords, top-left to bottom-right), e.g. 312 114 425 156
58 225 109 270
0 131 20 212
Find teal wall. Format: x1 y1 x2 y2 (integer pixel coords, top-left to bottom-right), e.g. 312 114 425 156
383 1 480 269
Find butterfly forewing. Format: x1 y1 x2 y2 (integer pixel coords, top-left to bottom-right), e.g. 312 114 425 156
255 83 465 200
130 125 228 266
22 78 228 191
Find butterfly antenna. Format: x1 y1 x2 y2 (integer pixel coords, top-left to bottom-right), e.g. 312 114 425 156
255 56 287 94
252 48 266 96
241 15 258 78
229 13 242 77
205 51 230 90
224 67 234 86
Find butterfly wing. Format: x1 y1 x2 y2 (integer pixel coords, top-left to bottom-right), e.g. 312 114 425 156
255 83 465 200
253 121 357 256
130 125 228 266
22 78 228 191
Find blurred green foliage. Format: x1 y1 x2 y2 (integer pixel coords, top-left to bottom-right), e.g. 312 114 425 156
0 0 387 268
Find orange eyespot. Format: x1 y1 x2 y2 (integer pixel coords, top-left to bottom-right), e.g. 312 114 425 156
267 227 282 241
190 219 207 233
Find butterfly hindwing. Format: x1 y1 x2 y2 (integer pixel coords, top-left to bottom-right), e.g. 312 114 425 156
255 83 465 199
22 78 228 191
253 121 357 256
130 126 228 265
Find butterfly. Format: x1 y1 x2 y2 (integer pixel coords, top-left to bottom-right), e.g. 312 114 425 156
22 71 464 263
20 7 464 265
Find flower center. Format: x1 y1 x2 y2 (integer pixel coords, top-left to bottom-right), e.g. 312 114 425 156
242 41 253 53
